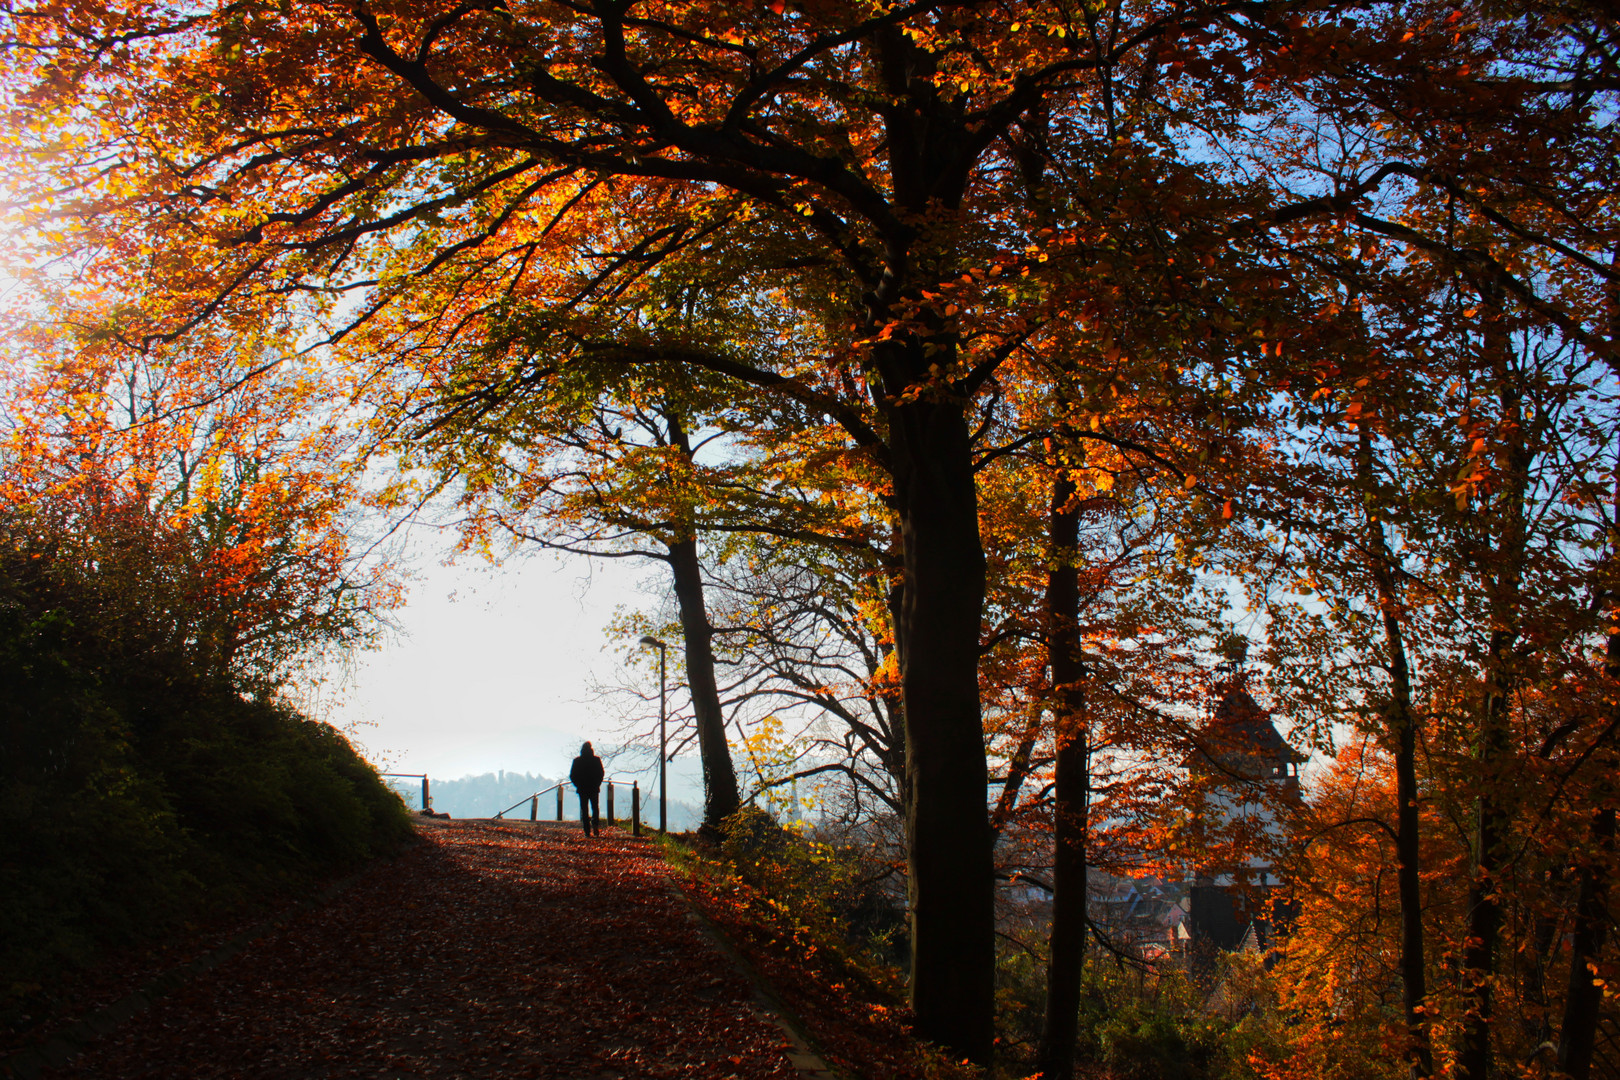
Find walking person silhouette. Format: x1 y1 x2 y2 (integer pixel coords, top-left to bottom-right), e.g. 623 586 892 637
570 742 605 836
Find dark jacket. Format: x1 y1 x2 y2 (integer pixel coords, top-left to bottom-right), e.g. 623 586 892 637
570 752 604 795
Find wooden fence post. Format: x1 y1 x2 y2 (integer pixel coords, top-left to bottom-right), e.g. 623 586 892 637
607 781 615 825
632 782 641 837
530 794 538 822
422 777 430 813
556 785 564 821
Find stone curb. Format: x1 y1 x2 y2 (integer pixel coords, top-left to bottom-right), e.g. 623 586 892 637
0 848 407 1080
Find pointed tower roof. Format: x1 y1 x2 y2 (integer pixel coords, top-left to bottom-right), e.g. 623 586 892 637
1211 685 1308 764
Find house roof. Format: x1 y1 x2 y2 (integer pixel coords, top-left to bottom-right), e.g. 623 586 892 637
1206 684 1309 764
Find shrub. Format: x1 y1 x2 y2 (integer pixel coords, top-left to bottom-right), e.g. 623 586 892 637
717 806 905 962
992 935 1287 1080
0 508 411 1030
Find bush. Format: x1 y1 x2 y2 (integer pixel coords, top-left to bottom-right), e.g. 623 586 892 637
1083 959 1281 1080
717 806 905 962
1098 1006 1224 1080
992 935 1285 1080
0 514 412 1029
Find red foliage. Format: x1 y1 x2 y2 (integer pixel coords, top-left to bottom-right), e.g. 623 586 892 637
46 821 800 1079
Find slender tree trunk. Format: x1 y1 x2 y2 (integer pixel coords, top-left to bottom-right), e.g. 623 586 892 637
1521 871 1560 1047
1557 627 1619 1079
1359 429 1434 1079
665 413 741 830
1382 614 1434 1080
889 392 995 1068
991 727 1039 835
1458 313 1527 1080
1390 696 1433 1080
1039 467 1088 1080
884 570 910 807
665 535 742 828
1458 645 1511 1080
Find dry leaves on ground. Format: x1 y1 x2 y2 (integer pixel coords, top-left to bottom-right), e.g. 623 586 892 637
672 853 978 1080
48 820 801 1079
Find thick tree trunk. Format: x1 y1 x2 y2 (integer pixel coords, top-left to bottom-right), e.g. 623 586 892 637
1039 468 1088 1080
890 393 995 1068
665 413 741 831
1557 627 1619 1080
1359 428 1434 1079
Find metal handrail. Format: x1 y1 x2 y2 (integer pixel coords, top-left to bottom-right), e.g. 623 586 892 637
492 776 642 820
494 782 566 819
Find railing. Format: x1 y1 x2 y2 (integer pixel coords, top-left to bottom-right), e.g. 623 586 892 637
493 777 645 836
379 772 431 812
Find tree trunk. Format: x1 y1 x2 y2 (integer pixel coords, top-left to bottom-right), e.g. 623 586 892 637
665 413 741 831
1557 626 1619 1079
1458 646 1511 1080
1359 428 1434 1079
666 535 742 829
1458 312 1527 1080
1557 802 1615 1080
885 570 911 808
1521 870 1560 1048
890 392 995 1068
1039 467 1088 1080
862 37 994 1055
1390 674 1434 1080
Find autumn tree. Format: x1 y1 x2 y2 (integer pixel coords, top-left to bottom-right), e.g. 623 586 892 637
0 324 390 685
700 533 909 819
1244 249 1620 1080
0 315 410 1003
9 0 1618 1064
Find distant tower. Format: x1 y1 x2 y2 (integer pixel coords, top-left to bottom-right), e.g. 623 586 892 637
1187 653 1306 961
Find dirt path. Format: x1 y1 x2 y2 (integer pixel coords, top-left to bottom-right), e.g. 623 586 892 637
47 820 805 1079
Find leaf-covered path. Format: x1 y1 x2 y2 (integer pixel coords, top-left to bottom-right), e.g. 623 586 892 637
50 820 807 1079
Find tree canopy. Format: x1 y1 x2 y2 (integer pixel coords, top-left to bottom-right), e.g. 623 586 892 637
2 0 1618 1073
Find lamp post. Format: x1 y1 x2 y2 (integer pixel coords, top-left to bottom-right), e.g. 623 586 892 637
639 635 668 833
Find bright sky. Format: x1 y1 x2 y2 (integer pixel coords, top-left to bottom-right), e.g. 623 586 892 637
322 548 667 784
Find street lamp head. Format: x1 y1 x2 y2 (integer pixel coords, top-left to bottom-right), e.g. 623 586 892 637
639 635 666 649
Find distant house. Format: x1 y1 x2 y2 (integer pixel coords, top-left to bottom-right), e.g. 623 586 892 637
1186 671 1306 959
993 666 1308 968
1089 876 1193 961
